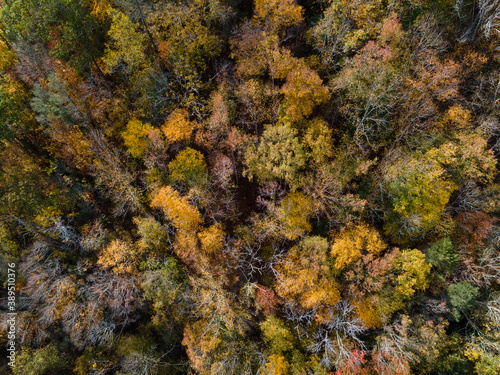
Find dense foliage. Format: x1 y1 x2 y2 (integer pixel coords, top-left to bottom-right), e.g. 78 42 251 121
1 0 500 374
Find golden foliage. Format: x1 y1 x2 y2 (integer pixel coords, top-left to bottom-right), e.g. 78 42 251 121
430 132 497 183
331 223 386 270
150 186 203 232
230 23 269 77
244 123 306 189
182 320 222 373
173 231 200 267
103 10 146 74
268 46 300 80
168 147 207 186
438 105 472 130
383 151 458 242
198 224 225 255
276 236 340 314
89 0 113 21
0 39 16 71
97 239 137 274
260 315 294 354
48 123 94 171
66 126 94 170
277 192 313 240
280 64 330 123
122 118 153 158
161 108 197 143
303 118 334 165
149 1 222 72
253 0 304 32
38 276 78 324
390 249 431 311
264 354 290 375
354 299 381 329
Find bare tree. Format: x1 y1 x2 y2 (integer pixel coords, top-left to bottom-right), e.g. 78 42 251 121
223 237 265 282
372 316 414 375
121 350 161 375
411 15 448 58
450 182 483 214
456 0 500 43
308 301 367 368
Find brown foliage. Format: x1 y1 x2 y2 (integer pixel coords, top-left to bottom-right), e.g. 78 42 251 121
256 285 280 315
455 211 496 254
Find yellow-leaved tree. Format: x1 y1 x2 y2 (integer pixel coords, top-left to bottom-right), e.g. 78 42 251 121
276 192 313 240
383 151 457 243
122 119 153 158
276 236 339 320
102 10 147 74
388 249 431 313
168 147 207 187
0 37 16 71
244 122 307 190
150 186 229 273
253 0 304 34
150 186 203 268
161 108 198 143
331 223 386 270
303 118 334 166
430 132 497 184
280 63 330 124
198 224 225 256
97 239 138 275
264 354 290 375
150 186 202 233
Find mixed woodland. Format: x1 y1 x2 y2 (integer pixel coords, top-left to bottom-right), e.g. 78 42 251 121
2 0 500 374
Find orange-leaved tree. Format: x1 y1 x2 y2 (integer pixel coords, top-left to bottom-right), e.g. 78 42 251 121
275 236 339 320
150 186 202 233
161 108 198 144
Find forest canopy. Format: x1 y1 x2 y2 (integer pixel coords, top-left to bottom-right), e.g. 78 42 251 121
2 0 500 374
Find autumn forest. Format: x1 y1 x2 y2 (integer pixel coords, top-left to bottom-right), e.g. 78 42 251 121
1 0 500 374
